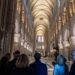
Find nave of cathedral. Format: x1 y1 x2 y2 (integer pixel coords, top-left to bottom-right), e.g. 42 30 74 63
0 0 75 75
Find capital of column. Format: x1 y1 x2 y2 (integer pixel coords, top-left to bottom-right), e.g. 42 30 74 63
63 41 70 47
71 36 75 47
58 43 63 49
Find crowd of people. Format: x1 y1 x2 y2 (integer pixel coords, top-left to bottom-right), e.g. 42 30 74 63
52 50 75 75
0 50 47 75
0 50 75 75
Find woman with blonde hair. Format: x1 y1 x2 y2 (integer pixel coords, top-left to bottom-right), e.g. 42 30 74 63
16 54 29 68
10 54 33 75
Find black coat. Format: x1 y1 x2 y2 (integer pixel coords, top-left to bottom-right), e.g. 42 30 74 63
30 60 48 75
69 62 75 75
10 67 33 75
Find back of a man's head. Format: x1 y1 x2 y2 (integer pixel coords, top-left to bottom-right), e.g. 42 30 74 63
34 52 41 60
13 50 20 58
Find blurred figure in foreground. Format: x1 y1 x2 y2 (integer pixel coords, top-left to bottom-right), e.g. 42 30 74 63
69 50 75 75
11 54 32 75
64 57 69 75
30 52 48 75
0 53 11 75
10 50 20 68
53 55 65 75
0 48 2 60
7 50 20 75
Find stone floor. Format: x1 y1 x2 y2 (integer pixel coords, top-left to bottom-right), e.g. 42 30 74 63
48 68 53 75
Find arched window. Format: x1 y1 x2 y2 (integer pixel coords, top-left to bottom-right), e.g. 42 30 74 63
37 36 44 42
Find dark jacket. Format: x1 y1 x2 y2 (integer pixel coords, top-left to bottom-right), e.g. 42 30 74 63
30 60 48 75
64 64 69 75
10 67 33 75
0 56 10 75
10 58 17 68
69 62 75 75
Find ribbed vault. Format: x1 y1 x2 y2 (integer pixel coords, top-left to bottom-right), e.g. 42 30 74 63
30 0 55 36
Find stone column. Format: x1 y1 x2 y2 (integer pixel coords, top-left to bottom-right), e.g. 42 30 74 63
63 40 70 60
58 33 64 55
63 27 70 60
71 15 75 49
0 0 17 55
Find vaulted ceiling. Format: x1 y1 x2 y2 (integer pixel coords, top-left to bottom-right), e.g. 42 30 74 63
29 0 56 36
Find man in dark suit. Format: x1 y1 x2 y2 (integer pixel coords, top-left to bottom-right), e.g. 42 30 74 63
30 52 48 75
